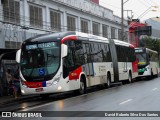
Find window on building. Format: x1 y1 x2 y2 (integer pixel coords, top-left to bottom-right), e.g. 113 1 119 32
29 5 43 28
50 10 61 31
81 19 89 33
111 27 116 39
102 25 109 38
5 41 21 49
3 0 20 24
124 31 128 42
118 29 122 40
92 22 99 35
67 15 76 31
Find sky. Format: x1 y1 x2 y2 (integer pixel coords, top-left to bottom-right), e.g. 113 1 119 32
99 0 160 22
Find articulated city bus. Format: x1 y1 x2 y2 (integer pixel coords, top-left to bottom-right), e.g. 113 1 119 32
16 31 137 96
135 47 159 79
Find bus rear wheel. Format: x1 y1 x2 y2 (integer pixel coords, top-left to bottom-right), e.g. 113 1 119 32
155 69 159 78
79 78 86 94
107 74 111 88
128 72 132 83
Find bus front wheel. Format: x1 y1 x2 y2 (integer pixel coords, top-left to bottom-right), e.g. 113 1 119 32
149 71 153 80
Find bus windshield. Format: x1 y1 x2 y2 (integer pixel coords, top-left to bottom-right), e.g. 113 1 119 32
21 41 60 81
136 53 147 65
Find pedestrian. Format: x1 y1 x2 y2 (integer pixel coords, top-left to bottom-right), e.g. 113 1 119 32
6 68 18 99
6 69 12 86
0 79 3 97
13 67 20 95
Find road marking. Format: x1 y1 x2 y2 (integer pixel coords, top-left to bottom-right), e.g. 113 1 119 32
119 99 133 105
22 102 54 111
152 88 158 91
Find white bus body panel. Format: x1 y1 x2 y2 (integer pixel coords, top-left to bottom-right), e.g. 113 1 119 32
118 62 132 81
150 62 158 75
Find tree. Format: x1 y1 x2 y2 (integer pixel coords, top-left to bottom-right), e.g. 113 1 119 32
140 37 160 54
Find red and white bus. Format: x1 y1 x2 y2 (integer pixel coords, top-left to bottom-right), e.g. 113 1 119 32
16 31 138 96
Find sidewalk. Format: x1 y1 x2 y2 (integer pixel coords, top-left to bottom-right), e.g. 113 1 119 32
0 94 38 105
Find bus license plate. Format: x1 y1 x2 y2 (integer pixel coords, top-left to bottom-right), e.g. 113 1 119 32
35 88 43 92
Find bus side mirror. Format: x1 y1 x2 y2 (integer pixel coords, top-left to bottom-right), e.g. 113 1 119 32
16 49 21 63
62 44 68 58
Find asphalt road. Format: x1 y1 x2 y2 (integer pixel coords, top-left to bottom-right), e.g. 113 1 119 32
1 77 160 120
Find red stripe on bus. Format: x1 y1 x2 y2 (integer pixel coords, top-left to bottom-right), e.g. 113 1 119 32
69 66 82 80
24 81 43 88
132 61 138 73
61 36 77 44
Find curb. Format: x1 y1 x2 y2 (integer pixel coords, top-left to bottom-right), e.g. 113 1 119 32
0 95 39 106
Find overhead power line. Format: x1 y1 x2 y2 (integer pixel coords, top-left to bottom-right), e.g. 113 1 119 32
144 0 154 6
139 0 150 7
99 1 121 10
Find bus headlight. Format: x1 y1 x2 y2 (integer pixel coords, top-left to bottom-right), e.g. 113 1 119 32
21 89 25 94
58 86 62 90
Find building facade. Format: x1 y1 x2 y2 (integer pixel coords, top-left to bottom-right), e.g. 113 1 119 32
145 17 160 39
0 0 128 49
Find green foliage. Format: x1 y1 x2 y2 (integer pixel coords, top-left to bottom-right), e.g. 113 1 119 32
139 37 160 54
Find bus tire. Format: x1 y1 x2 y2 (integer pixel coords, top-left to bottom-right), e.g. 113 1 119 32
79 77 86 94
106 74 111 88
149 71 153 80
128 71 132 83
136 77 141 81
155 69 159 78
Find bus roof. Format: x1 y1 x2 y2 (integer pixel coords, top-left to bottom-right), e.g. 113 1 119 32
23 31 133 48
75 31 133 47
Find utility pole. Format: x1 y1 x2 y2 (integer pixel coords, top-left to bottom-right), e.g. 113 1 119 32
121 0 129 41
121 0 124 41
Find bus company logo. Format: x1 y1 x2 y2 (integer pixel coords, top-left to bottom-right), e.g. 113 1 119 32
2 112 42 118
2 112 11 117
